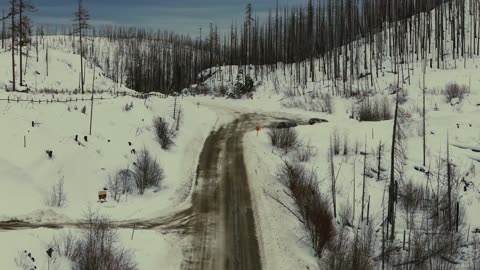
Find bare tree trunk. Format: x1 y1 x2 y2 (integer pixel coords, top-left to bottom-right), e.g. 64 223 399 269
353 161 355 222
388 96 400 240
46 41 48 76
330 136 337 218
10 0 16 92
423 56 427 167
89 65 95 135
19 0 22 86
447 133 452 231
78 3 85 95
361 136 367 222
2 10 5 49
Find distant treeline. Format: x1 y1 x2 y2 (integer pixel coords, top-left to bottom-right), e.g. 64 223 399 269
2 0 476 94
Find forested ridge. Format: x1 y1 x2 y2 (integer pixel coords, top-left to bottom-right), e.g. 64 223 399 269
1 0 477 94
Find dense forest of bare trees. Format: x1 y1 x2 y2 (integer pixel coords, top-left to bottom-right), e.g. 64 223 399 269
0 0 478 94
117 0 476 93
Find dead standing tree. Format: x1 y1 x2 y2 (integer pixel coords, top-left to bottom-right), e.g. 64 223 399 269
329 136 337 218
1 10 6 49
72 0 89 95
387 94 407 241
18 0 36 86
9 0 17 92
447 133 452 231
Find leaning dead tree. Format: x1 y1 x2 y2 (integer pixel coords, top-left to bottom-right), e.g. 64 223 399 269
387 93 407 240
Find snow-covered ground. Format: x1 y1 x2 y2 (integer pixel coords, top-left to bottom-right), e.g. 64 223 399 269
0 228 183 270
0 45 223 269
2 3 480 268
0 93 219 221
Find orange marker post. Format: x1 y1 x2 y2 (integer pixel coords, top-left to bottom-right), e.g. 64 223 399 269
256 127 261 136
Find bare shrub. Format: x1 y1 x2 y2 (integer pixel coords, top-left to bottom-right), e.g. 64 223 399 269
132 149 165 195
394 227 463 269
108 174 122 203
282 93 334 113
326 223 374 270
443 83 469 103
52 211 137 270
323 93 334 114
401 178 430 212
294 141 316 162
358 96 392 122
349 224 374 270
51 231 81 261
279 162 335 259
268 128 299 153
153 117 176 150
195 83 210 95
46 177 67 208
343 133 349 155
338 202 353 227
304 192 335 259
108 169 134 202
123 102 134 111
332 129 341 155
214 84 229 96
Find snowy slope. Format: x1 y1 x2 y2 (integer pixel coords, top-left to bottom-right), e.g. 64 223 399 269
193 2 480 269
0 46 131 93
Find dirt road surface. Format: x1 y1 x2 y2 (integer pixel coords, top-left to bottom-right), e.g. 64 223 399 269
182 113 272 270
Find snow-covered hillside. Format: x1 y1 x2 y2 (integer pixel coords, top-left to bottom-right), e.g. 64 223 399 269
0 44 131 93
190 1 480 269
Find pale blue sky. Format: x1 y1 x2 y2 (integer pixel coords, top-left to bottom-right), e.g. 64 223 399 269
0 0 311 35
